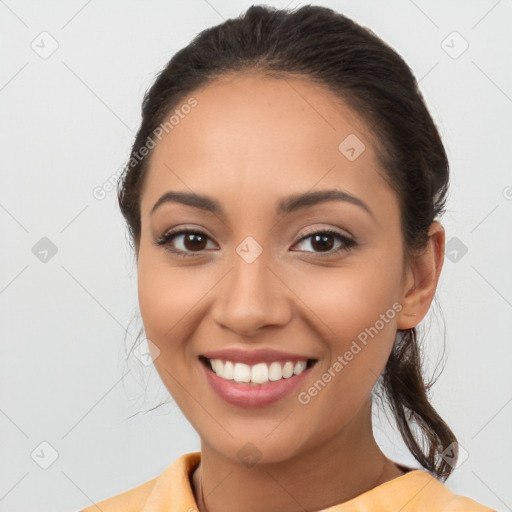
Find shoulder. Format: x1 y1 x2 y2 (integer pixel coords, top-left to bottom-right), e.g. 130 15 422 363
383 469 496 512
77 451 201 512
78 476 158 512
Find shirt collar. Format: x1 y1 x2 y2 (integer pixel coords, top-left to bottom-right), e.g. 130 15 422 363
141 451 490 511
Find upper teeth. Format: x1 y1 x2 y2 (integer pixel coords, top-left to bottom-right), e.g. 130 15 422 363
210 359 309 384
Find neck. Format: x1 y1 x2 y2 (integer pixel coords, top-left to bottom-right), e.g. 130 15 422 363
191 398 405 512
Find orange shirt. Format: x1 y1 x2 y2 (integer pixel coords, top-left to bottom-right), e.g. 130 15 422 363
79 451 495 511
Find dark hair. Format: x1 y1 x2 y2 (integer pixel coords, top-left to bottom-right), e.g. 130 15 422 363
118 4 456 480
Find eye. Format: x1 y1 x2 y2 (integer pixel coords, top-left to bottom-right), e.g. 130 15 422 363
292 229 356 256
154 228 217 258
154 227 357 258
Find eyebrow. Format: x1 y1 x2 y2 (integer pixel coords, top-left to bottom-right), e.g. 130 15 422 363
150 189 374 219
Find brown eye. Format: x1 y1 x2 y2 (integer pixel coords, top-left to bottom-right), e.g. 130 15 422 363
310 233 335 252
155 229 216 257
292 229 356 256
182 232 208 251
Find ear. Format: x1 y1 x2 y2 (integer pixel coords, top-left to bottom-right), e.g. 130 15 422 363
396 221 445 330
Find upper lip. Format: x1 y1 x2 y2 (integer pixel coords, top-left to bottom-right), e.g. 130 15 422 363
200 348 318 366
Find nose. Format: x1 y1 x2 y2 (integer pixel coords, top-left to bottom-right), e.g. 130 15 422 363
211 247 292 337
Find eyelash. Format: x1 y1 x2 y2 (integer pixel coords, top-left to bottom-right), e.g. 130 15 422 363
154 227 357 259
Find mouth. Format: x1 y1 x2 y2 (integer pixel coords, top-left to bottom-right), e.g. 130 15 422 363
198 355 318 386
198 355 319 408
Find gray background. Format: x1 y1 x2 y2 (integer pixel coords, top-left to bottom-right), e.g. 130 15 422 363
1 0 511 510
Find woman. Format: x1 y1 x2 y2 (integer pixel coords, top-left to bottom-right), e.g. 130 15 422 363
80 4 495 511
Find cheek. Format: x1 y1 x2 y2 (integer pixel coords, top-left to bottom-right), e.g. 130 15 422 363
290 267 400 433
290 258 401 375
137 249 207 341
136 250 209 414
298 258 399 326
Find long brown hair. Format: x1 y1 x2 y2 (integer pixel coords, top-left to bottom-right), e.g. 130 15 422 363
118 4 457 480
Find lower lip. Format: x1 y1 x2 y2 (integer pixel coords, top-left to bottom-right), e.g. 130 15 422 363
201 359 316 409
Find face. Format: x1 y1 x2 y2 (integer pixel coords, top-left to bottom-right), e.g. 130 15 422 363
137 72 413 465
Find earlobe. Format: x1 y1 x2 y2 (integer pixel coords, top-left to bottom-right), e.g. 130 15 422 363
396 221 445 330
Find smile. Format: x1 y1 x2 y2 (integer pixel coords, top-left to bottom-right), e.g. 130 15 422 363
199 355 318 408
200 356 317 385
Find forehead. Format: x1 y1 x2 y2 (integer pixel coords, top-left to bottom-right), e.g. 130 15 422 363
140 72 395 221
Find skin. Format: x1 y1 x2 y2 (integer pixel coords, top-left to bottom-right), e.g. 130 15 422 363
136 71 445 512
